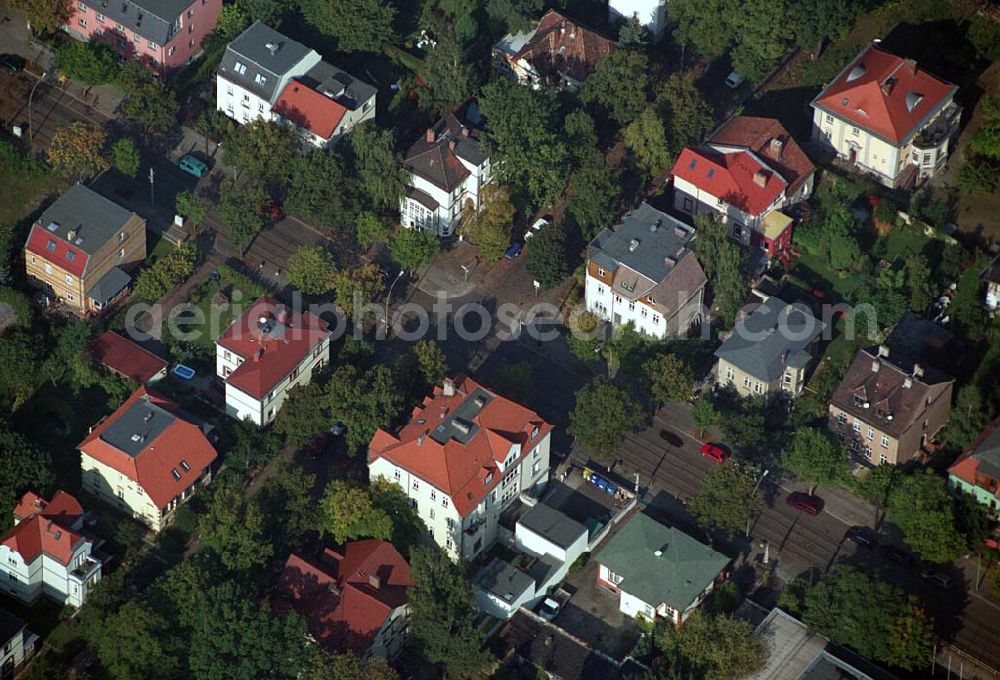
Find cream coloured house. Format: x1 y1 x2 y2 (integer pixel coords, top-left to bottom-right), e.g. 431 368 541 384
811 44 960 188
368 376 552 561
78 387 217 532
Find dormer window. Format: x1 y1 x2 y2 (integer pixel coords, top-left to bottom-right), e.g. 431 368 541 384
255 73 267 86
234 61 247 76
531 425 539 439
484 472 493 485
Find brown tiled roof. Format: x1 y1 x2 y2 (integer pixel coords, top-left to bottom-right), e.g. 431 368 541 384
404 114 485 192
709 116 816 196
90 331 168 383
515 9 617 84
830 347 953 438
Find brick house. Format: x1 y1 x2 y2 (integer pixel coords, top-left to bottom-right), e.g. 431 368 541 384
24 185 146 315
493 9 617 91
63 0 222 72
275 540 414 662
78 386 218 532
810 44 960 188
585 202 707 339
368 376 552 561
828 345 954 465
0 490 106 608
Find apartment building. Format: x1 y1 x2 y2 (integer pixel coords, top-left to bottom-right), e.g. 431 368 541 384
400 112 491 237
64 0 222 71
275 540 414 662
714 296 825 398
24 185 146 315
0 490 105 608
215 297 331 425
811 44 960 188
78 386 217 532
368 376 552 561
585 202 707 339
217 22 375 144
828 345 954 465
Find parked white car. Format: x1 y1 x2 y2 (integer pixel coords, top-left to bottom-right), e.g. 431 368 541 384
725 71 745 89
524 217 551 240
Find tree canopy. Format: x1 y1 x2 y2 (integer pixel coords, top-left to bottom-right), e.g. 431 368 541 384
689 462 764 536
463 184 514 262
286 245 336 295
390 228 439 271
581 50 650 127
299 0 395 52
47 122 108 179
782 427 848 493
645 354 694 405
886 469 967 563
656 610 768 679
328 364 404 455
525 224 569 289
568 378 645 459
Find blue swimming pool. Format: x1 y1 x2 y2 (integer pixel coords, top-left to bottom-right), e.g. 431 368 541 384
173 364 195 380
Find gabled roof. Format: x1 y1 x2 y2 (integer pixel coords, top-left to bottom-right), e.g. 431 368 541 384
949 414 1000 490
275 540 413 655
368 375 552 517
812 45 956 145
215 297 330 399
80 0 193 45
219 22 316 103
2 490 87 567
273 78 347 140
496 611 627 680
404 114 486 192
715 297 826 382
595 512 729 610
90 330 168 383
25 185 137 277
513 9 617 83
709 116 815 196
829 346 954 439
77 387 218 508
671 147 787 216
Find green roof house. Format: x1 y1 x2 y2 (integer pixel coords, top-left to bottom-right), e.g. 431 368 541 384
595 513 730 624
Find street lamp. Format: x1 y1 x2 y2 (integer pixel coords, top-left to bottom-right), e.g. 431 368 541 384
745 468 770 538
28 71 48 145
383 270 405 329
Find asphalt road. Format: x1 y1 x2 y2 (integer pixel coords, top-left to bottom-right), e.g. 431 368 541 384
4 76 109 149
594 408 1000 673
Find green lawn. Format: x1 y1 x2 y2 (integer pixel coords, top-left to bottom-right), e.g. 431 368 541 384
0 142 66 228
173 264 265 353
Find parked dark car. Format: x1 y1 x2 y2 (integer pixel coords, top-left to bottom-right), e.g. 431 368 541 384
845 526 878 549
0 54 27 72
785 492 823 516
920 569 954 589
503 242 523 260
881 545 915 568
659 430 683 447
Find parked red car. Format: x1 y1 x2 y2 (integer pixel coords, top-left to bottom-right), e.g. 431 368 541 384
699 443 727 463
785 492 823 516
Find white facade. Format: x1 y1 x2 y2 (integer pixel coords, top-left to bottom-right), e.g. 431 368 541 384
0 617 35 677
362 604 409 663
215 336 330 425
369 432 551 561
672 174 783 247
585 274 703 339
401 148 492 238
216 51 321 125
0 535 101 609
515 517 587 565
279 96 376 148
608 0 668 40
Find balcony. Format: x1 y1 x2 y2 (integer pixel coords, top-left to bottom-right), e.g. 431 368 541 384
70 555 103 581
913 102 961 152
464 517 485 536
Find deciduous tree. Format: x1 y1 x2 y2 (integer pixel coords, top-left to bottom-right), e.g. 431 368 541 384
226 119 297 184
47 122 109 179
655 75 715 155
0 428 53 534
390 228 439 271
526 224 569 289
328 364 404 455
905 254 934 313
782 427 848 494
287 150 358 235
331 263 384 321
656 610 768 679
417 31 475 115
286 245 335 295
304 650 399 680
689 462 764 536
320 479 393 544
219 178 267 250
485 0 540 33
116 63 178 134
412 339 447 389
568 378 645 459
624 107 672 179
87 600 181 680
692 394 719 438
132 242 197 302
580 49 649 126
354 211 391 248
299 0 395 52
175 191 207 227
887 469 966 563
273 382 332 449
730 0 789 82
492 361 533 403
346 124 406 212
566 151 620 240
110 138 140 178
12 0 70 34
669 0 733 59
55 41 117 86
197 485 273 572
44 318 101 390
645 354 693 405
462 184 514 262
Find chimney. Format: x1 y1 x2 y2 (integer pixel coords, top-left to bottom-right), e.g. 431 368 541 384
753 171 767 188
871 358 880 373
276 307 289 324
448 139 457 152
674 226 686 238
877 345 889 359
769 138 783 159
368 573 381 589
903 58 917 76
425 128 435 144
912 363 923 380
903 376 913 389
461 127 470 138
417 432 427 446
254 347 264 362
265 41 278 56
67 229 77 241
442 378 455 397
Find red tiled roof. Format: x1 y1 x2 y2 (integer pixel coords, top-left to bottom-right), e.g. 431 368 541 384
368 375 552 517
275 540 413 655
2 490 86 566
216 297 330 400
813 45 956 145
948 414 1000 489
671 147 786 216
13 490 84 525
709 116 815 196
90 331 168 383
273 79 347 141
515 9 617 83
77 387 218 508
24 223 88 277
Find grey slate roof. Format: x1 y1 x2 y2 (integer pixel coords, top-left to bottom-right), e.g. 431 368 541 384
595 512 729 611
589 203 696 283
404 114 486 191
475 558 534 604
518 502 586 550
219 22 314 102
429 387 493 445
86 266 131 305
715 297 826 382
81 0 191 45
99 393 177 457
36 184 134 256
299 61 376 111
885 311 952 367
0 609 26 645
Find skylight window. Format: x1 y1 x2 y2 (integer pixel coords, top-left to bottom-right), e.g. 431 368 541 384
255 73 267 86
180 460 190 472
707 168 715 179
688 158 697 170
47 240 56 251
66 251 76 261
171 468 181 480
234 61 247 75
